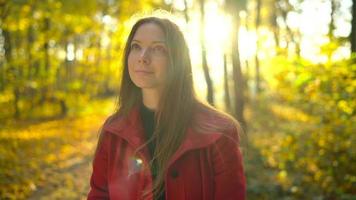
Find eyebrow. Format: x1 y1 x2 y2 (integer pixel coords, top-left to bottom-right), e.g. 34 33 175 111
132 39 166 44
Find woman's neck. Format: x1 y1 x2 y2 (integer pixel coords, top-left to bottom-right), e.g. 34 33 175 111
142 89 161 111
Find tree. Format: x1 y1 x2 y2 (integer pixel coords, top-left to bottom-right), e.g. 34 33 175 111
351 0 356 53
0 0 157 119
255 0 262 94
276 0 301 57
223 54 231 111
270 0 280 52
199 0 214 105
225 0 247 127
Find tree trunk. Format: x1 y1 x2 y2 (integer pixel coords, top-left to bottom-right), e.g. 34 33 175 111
43 16 50 73
27 22 34 80
0 57 3 91
271 0 280 52
39 16 51 107
329 0 336 41
3 30 12 71
279 2 294 56
326 0 337 61
0 3 9 91
351 0 356 53
231 16 246 127
183 0 189 23
3 29 20 118
223 54 231 111
104 33 112 95
199 0 214 105
255 0 262 94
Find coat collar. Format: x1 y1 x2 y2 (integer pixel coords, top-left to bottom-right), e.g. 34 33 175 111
103 106 144 148
103 106 223 165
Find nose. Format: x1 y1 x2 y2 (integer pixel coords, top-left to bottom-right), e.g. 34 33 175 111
138 48 150 65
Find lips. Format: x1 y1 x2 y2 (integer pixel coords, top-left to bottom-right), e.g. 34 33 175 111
135 69 154 74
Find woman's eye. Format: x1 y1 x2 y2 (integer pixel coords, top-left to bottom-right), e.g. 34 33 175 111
131 43 141 50
153 46 166 54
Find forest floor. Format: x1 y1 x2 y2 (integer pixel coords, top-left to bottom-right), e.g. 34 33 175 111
1 97 296 200
0 98 115 200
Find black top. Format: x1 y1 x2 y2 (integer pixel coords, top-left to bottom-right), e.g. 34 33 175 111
139 104 165 200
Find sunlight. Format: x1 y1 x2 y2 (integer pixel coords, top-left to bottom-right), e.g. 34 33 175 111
287 0 352 62
176 1 261 107
66 43 75 61
180 3 235 105
239 27 257 61
204 10 232 51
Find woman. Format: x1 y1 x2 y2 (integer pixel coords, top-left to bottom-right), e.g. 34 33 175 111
87 15 246 200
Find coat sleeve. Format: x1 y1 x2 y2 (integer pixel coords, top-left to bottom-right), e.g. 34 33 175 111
87 131 110 200
211 128 246 200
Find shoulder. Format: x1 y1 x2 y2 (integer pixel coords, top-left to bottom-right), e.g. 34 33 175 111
192 103 245 157
192 102 242 141
102 112 126 130
95 112 128 151
101 108 139 133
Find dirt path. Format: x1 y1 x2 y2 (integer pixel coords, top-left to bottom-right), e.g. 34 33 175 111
25 124 99 200
27 149 94 200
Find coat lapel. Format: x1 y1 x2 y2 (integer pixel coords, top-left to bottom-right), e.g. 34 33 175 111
103 108 224 168
103 107 146 149
167 128 222 168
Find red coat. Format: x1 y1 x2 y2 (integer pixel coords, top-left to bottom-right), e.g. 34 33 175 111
87 107 246 200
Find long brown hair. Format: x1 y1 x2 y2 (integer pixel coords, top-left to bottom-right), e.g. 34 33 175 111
119 16 196 198
98 15 243 198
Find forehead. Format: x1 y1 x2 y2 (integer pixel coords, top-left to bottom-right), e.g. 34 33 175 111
132 22 166 43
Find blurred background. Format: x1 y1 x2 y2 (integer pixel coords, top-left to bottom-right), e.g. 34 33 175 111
0 0 355 199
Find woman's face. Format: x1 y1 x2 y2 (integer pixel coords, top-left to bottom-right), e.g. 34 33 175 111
128 22 169 92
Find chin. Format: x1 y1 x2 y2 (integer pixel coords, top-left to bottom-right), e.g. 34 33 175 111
132 81 157 89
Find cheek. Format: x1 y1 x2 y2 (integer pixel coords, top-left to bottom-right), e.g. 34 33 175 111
128 53 134 68
157 60 169 80
128 54 135 79
128 53 138 70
